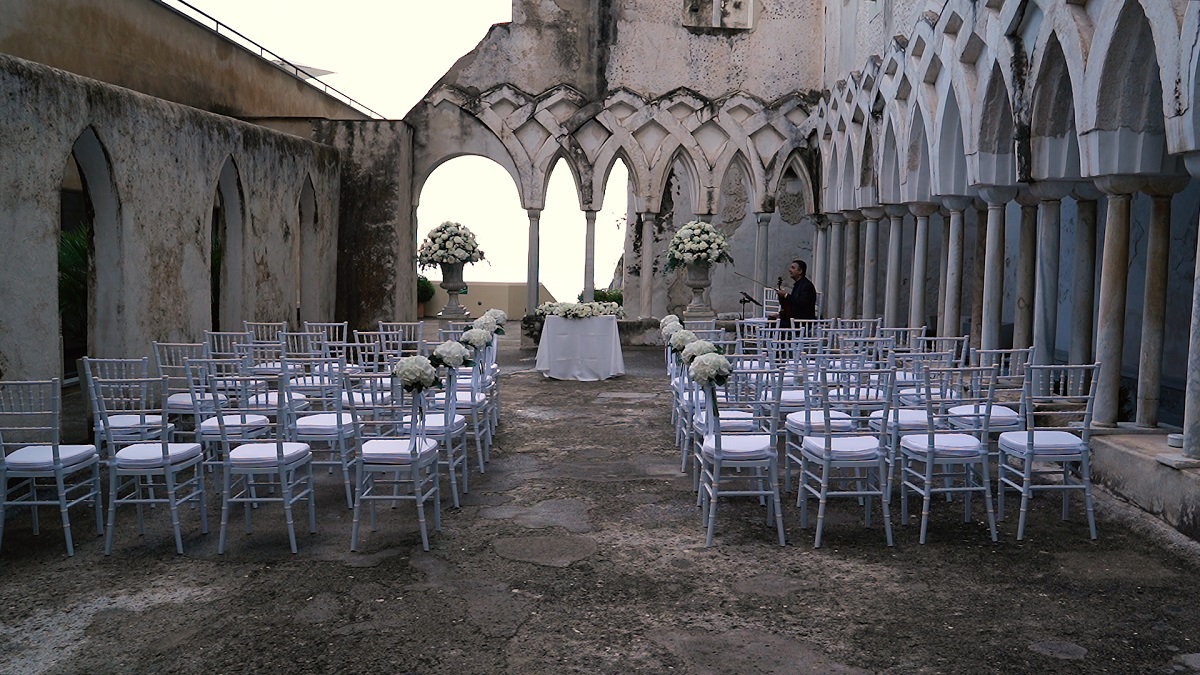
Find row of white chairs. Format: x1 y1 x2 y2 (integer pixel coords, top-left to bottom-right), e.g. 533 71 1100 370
668 332 1101 548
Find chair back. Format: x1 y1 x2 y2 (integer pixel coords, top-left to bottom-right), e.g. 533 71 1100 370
684 319 717 331
839 336 895 366
281 354 348 414
152 342 206 401
243 321 285 343
837 317 881 337
1019 363 1100 443
83 357 151 434
0 379 63 467
878 326 925 351
691 329 727 342
760 287 781 319
700 367 782 461
280 331 327 357
806 367 894 457
204 331 252 361
304 321 348 344
379 321 424 357
914 335 970 367
92 375 173 460
916 365 999 443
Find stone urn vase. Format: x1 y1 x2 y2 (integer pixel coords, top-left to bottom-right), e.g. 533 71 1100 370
682 261 715 320
437 262 470 318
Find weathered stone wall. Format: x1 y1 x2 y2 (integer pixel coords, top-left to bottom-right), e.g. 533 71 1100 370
315 120 416 330
0 53 339 380
0 0 366 120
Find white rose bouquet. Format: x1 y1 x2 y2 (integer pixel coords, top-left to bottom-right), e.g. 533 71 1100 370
473 314 502 335
417 221 485 269
659 315 681 328
689 352 732 387
681 339 717 365
666 220 733 271
669 329 698 353
393 355 441 392
429 340 473 369
662 322 684 340
484 308 507 325
459 328 493 350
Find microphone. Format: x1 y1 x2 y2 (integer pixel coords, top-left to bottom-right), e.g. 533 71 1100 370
740 291 762 307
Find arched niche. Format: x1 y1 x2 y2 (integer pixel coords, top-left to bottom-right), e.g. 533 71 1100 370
296 175 317 326
976 64 1017 186
211 156 245 331
1030 35 1081 181
935 92 970 195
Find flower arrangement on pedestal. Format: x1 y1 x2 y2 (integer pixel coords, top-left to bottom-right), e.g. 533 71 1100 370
665 221 733 271
417 221 485 268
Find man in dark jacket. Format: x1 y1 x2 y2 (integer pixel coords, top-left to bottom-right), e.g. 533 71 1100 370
779 259 817 325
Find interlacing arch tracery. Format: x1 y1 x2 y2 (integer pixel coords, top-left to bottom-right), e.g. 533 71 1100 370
418 82 821 216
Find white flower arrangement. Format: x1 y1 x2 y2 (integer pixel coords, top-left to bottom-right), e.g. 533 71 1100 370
659 315 681 328
484 308 507 325
661 322 684 339
666 220 733 271
430 340 473 369
417 221 485 269
681 339 717 365
689 352 732 386
459 328 493 349
472 315 498 333
393 355 440 392
535 302 624 319
669 329 698 353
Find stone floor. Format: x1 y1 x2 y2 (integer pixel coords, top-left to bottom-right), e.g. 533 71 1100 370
5 339 1200 673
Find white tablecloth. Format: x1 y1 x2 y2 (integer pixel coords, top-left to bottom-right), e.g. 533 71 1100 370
535 315 625 381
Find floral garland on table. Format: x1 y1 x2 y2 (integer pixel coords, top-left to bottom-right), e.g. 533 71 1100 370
393 355 441 392
665 220 733 271
417 221 485 269
535 302 624 319
689 352 732 387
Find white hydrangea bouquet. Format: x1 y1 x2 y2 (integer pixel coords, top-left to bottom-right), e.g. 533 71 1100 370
472 314 504 335
666 220 733 271
681 339 717 365
417 221 485 269
661 315 682 340
689 352 732 387
484 308 507 326
429 340 474 370
669 329 698 353
393 355 441 392
536 302 624 319
459 328 493 350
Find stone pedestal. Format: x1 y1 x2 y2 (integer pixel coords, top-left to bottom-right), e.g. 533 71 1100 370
438 262 470 318
683 261 715 320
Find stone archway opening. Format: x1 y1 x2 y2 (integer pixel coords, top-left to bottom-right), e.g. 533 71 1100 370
211 157 245 331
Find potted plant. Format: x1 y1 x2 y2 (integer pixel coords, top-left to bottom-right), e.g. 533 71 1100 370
416 274 435 317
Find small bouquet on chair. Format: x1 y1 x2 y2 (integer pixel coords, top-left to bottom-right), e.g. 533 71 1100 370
429 340 474 370
393 355 442 393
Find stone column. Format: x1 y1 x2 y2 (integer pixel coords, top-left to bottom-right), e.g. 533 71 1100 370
908 202 938 330
1137 179 1189 427
941 197 972 338
883 205 908 327
526 208 542 315
826 213 846 318
1093 176 1145 427
582 209 597 302
977 188 1016 350
639 212 657 319
860 206 884 320
1181 159 1200 460
969 201 988 351
754 211 771 291
1029 181 1074 365
813 219 829 317
1013 189 1038 351
1069 183 1102 365
936 210 950 335
843 210 863 319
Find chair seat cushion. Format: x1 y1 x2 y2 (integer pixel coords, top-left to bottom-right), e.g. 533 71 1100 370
199 414 270 435
295 412 355 435
361 438 439 464
166 392 226 412
868 408 929 430
800 434 881 460
898 387 960 405
402 414 467 434
433 391 487 406
104 414 166 429
229 441 310 468
998 430 1084 456
778 389 808 404
947 404 1020 430
7 444 98 471
114 442 202 469
289 375 340 390
694 410 757 433
900 433 983 458
701 434 774 459
785 409 853 433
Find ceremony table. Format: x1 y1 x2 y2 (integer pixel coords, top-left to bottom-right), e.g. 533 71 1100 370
535 315 625 381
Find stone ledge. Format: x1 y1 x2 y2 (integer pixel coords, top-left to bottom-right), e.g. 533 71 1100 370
1092 434 1200 540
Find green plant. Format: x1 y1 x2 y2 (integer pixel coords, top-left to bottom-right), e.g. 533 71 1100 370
59 226 89 341
416 275 436 304
576 288 623 305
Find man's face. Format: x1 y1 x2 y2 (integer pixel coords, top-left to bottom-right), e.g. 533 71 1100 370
789 262 801 280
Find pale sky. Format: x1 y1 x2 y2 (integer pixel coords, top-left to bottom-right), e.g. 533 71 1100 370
183 0 629 303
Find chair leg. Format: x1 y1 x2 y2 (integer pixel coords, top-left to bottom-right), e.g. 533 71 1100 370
880 459 894 547
306 463 317 534
218 470 232 554
770 462 785 546
814 463 830 549
104 470 119 555
281 477 298 554
1017 458 1034 541
197 464 209 536
165 470 184 555
704 474 720 548
93 465 105 537
918 457 935 545
1082 457 1097 540
981 459 998 542
54 473 76 557
350 466 365 551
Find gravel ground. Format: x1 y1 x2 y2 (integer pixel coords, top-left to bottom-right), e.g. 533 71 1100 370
3 343 1200 674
